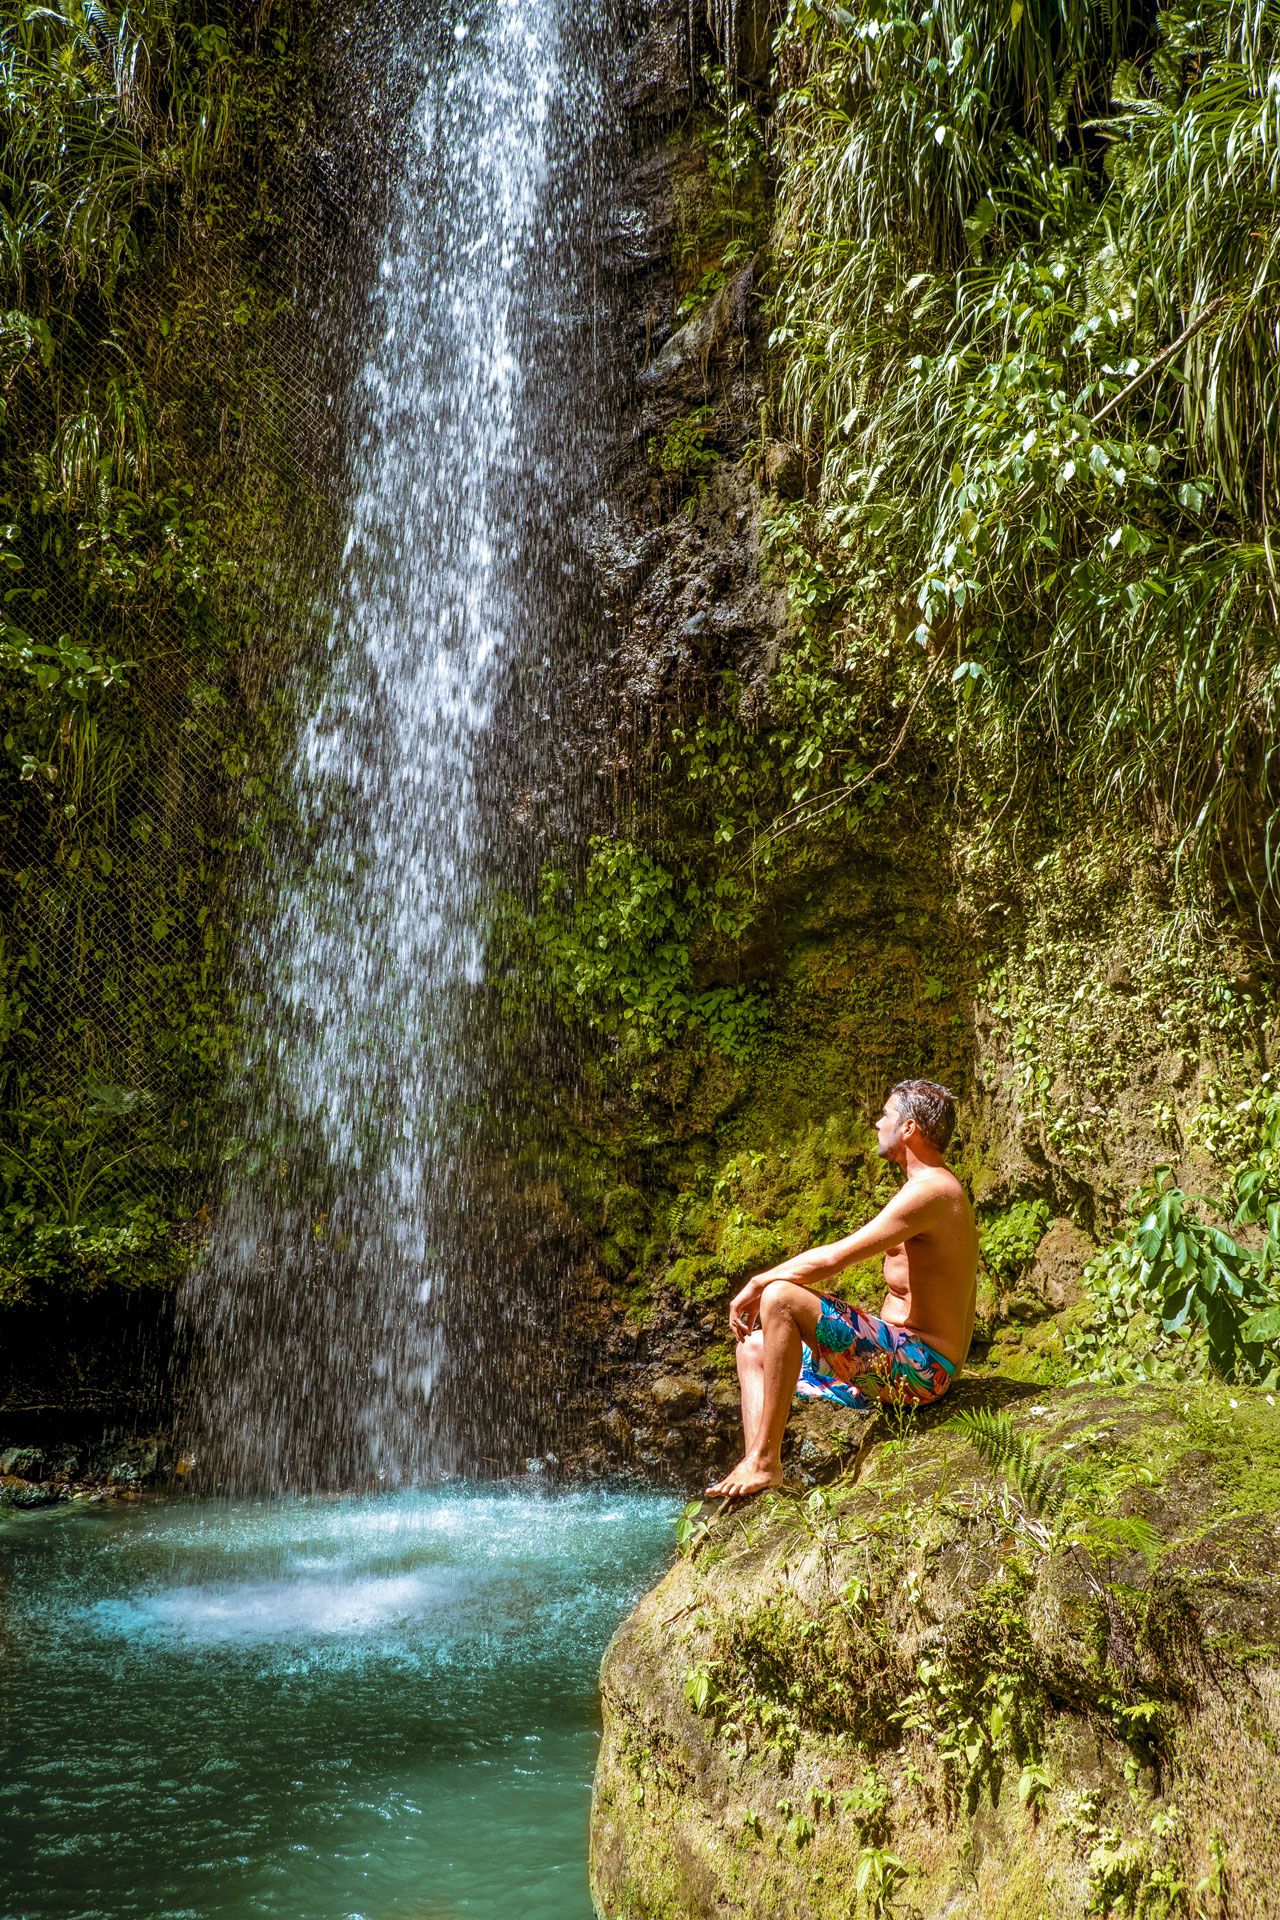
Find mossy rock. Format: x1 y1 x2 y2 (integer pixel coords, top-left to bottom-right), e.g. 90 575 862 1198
665 1254 727 1303
591 1380 1280 1919
602 1186 657 1277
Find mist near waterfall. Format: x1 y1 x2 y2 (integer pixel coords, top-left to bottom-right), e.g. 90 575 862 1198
179 0 620 1490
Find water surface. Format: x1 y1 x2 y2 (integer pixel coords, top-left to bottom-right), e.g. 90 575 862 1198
0 1487 674 1919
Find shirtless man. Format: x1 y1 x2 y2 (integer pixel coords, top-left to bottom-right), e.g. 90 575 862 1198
707 1080 978 1499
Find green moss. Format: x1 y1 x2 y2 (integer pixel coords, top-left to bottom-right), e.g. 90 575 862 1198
602 1185 655 1278
983 1316 1073 1384
973 844 1263 1187
666 1254 726 1304
715 1216 785 1277
1172 1384 1280 1515
988 1851 1064 1920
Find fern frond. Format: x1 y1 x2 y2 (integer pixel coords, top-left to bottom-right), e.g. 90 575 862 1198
1068 1512 1164 1569
946 1408 1066 1520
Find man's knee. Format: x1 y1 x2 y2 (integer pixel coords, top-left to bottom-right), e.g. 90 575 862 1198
738 1328 765 1369
760 1279 809 1324
758 1281 822 1344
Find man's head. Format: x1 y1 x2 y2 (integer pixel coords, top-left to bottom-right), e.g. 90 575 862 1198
876 1080 956 1162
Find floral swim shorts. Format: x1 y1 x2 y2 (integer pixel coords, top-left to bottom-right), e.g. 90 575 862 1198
796 1296 956 1412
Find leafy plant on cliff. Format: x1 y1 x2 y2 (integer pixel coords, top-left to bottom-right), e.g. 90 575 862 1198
979 1198 1051 1283
649 406 718 478
1066 1149 1280 1385
853 1846 911 1919
769 0 1280 904
948 1407 1069 1523
0 1080 179 1226
0 0 316 1303
530 837 766 1061
673 61 768 316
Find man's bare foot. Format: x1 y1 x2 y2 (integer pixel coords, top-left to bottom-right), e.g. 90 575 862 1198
706 1457 784 1500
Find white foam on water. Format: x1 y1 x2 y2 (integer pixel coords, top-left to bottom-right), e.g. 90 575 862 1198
88 1569 452 1645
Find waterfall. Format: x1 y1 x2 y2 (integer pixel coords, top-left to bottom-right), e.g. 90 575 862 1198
179 0 616 1491
707 0 741 75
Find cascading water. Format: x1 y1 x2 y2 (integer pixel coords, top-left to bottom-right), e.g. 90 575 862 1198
3 12 697 1916
180 0 618 1491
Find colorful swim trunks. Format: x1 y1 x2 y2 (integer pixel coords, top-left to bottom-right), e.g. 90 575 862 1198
796 1297 955 1411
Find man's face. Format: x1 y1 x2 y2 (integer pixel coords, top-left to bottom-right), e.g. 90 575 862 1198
875 1096 907 1160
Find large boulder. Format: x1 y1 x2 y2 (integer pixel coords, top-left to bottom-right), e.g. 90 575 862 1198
0 1445 48 1480
0 1476 63 1508
591 1379 1280 1918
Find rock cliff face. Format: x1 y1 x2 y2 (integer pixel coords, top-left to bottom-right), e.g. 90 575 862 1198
537 0 1276 1487
582 25 1280 1907
591 1381 1280 1919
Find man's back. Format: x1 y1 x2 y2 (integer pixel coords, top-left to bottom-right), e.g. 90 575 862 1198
879 1165 978 1369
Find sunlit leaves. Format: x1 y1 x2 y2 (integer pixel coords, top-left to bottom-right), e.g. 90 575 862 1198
768 0 1280 903
1066 1145 1280 1384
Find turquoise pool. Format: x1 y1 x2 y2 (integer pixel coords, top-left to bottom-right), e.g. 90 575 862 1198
0 1485 676 1919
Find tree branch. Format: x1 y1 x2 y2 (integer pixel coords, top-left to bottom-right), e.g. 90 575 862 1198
1090 296 1229 428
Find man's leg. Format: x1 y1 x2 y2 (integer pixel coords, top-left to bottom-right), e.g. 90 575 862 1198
707 1281 822 1498
737 1329 766 1452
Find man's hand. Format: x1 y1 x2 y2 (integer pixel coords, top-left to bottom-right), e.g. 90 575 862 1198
728 1274 768 1340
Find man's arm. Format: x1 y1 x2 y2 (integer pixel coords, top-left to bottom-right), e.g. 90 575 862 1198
727 1181 946 1338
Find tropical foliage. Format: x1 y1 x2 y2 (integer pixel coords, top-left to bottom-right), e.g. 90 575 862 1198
1068 1080 1280 1382
769 0 1280 901
534 0 1280 1074
0 0 314 1301
533 838 765 1060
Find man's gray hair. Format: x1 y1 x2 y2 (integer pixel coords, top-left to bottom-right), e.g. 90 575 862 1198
890 1079 957 1152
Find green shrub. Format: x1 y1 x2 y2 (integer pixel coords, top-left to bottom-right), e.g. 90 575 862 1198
980 1198 1051 1282
0 1202 190 1308
1067 1163 1280 1385
648 406 718 479
528 837 767 1061
769 0 1280 903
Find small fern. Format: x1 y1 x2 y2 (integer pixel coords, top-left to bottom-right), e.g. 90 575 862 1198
1068 1511 1163 1569
948 1410 1167 1580
946 1408 1066 1519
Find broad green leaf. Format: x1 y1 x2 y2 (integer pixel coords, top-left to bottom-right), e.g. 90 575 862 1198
1241 1305 1280 1344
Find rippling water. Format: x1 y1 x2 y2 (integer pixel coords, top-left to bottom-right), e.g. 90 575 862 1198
0 1488 674 1919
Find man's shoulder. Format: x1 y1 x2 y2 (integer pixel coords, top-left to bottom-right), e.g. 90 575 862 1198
907 1163 964 1193
905 1165 972 1214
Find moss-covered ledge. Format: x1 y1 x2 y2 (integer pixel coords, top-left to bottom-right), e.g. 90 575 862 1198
590 1380 1280 1919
